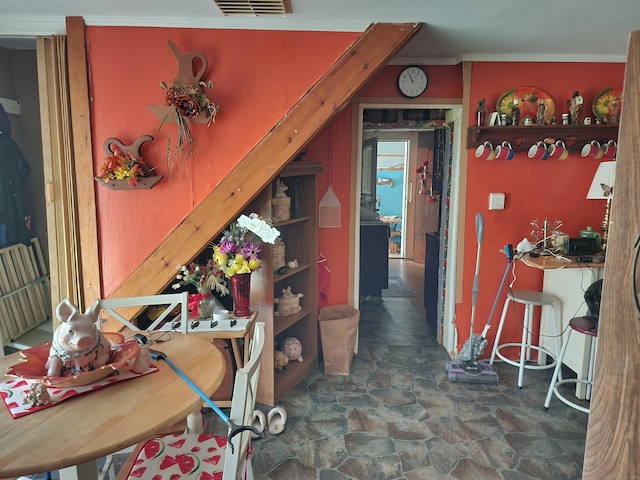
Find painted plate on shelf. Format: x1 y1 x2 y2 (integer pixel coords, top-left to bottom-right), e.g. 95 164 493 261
496 86 555 125
592 86 623 122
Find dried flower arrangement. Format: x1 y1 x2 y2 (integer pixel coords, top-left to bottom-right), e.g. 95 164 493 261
152 40 221 176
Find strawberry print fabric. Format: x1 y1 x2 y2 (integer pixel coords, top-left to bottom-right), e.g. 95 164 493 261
0 366 158 418
125 433 229 479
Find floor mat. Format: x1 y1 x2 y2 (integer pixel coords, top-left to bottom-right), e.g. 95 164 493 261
382 276 417 298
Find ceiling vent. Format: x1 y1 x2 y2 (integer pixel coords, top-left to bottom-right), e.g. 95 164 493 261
214 0 292 16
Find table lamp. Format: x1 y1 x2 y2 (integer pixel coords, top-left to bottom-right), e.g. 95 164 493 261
586 161 616 251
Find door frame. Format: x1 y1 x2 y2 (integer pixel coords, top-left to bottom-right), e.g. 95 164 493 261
351 99 462 352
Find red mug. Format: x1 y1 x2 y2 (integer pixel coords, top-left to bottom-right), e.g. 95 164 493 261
495 141 515 160
581 140 604 159
602 140 617 159
528 141 550 160
475 141 496 160
548 140 569 160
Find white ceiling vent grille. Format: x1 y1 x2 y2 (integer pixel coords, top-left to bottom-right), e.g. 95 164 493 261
214 0 291 16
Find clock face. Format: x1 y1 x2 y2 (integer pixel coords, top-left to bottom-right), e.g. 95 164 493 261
397 66 428 98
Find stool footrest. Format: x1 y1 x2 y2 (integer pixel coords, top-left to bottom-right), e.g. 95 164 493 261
495 343 557 371
548 379 591 414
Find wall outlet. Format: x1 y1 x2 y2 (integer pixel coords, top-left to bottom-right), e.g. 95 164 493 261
488 193 505 210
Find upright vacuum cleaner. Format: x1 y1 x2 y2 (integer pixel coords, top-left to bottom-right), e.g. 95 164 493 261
447 212 514 384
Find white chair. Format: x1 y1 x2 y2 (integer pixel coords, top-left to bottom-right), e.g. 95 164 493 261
115 322 266 480
98 292 189 333
97 292 189 480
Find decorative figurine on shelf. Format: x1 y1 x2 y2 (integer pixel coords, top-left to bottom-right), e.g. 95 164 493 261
274 349 289 370
536 99 547 125
274 286 303 317
568 91 584 125
510 98 520 126
272 178 291 222
47 299 112 377
281 336 303 362
287 259 299 269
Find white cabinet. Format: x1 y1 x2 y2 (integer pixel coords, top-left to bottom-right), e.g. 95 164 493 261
539 265 604 399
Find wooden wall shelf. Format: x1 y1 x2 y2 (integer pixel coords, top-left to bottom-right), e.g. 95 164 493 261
467 125 619 153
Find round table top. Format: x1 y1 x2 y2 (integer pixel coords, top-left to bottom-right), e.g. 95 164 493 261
0 332 225 477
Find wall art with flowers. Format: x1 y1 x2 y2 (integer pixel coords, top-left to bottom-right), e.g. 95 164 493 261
149 40 221 176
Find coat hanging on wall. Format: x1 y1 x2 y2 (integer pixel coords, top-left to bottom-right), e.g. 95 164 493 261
0 111 32 247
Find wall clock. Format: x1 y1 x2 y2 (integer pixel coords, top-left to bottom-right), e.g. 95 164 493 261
397 66 428 98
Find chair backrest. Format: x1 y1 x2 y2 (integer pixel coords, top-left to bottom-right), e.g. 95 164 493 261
223 321 265 480
98 293 189 333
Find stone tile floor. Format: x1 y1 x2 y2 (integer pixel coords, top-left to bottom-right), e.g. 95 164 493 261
18 261 589 480
238 296 588 480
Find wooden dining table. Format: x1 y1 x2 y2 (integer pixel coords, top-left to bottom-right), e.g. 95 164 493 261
0 332 225 480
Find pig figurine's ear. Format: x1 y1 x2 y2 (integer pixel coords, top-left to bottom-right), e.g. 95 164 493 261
85 299 101 319
56 298 77 324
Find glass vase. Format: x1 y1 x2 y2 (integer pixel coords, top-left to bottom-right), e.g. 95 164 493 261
230 273 252 317
197 294 216 319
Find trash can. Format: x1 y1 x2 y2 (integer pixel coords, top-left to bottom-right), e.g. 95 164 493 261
319 305 360 375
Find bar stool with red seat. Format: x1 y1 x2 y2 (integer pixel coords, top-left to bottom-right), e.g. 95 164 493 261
544 316 597 413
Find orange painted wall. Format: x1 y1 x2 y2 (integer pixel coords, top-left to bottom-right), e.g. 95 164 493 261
85 27 357 295
463 61 624 352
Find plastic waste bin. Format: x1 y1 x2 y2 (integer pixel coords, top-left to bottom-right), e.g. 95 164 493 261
319 305 360 375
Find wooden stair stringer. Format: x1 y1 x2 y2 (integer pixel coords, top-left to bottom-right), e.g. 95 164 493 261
103 22 423 330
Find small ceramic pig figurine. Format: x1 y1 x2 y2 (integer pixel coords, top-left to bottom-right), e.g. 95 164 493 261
281 336 303 362
46 299 112 377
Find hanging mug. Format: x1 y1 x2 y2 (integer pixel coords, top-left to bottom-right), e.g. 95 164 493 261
602 140 617 159
495 141 515 160
548 140 569 160
475 141 496 160
528 141 550 160
581 140 604 159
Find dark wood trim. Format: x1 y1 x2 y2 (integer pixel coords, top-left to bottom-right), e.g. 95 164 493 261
583 29 640 479
66 16 101 309
103 23 422 329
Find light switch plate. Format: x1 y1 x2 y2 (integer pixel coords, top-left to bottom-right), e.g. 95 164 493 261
488 193 505 210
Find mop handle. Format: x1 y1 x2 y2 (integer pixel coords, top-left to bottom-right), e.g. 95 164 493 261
150 349 230 424
479 245 514 337
472 212 484 306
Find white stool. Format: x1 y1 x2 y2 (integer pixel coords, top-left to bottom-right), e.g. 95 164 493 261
544 316 597 413
490 290 561 388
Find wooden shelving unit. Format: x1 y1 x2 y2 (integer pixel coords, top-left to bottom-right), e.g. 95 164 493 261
248 161 323 405
467 124 619 153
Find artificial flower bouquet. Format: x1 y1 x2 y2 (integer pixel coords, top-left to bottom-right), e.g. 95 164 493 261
98 146 154 187
212 214 281 278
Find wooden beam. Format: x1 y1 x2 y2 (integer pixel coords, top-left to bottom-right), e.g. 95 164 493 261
66 16 101 310
583 29 640 479
106 23 422 323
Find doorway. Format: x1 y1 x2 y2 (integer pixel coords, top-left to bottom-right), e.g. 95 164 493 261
353 102 462 351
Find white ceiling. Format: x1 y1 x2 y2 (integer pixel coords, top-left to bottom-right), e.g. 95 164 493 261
0 0 638 63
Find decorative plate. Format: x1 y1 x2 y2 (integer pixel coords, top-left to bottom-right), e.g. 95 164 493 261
496 86 555 125
592 86 623 122
5 333 140 388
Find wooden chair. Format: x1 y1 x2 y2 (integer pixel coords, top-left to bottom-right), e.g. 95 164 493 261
115 321 266 480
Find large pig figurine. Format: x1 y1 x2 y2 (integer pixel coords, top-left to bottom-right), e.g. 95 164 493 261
46 299 112 377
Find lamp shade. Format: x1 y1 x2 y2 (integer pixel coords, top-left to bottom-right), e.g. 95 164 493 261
586 161 616 199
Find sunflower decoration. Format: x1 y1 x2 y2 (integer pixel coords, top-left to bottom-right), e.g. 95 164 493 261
592 86 623 123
